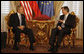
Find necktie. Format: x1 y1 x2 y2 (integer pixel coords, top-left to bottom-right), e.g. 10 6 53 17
61 16 66 28
19 14 22 26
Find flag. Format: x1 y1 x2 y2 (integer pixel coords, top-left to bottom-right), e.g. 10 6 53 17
20 1 41 21
28 1 41 17
38 1 54 18
20 1 32 22
20 1 54 21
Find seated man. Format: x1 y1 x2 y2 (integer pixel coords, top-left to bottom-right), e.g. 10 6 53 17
9 5 35 50
48 6 76 52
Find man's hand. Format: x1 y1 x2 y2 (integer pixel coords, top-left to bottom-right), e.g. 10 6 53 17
58 26 62 30
18 25 25 30
58 20 63 23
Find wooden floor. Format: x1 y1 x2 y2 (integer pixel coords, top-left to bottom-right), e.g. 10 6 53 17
1 39 83 53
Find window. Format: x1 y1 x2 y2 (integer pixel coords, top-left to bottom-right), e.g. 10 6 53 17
60 1 81 16
1 1 10 32
1 1 10 14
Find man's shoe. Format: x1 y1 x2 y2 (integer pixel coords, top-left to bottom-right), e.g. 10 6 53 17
54 48 58 52
54 46 58 52
13 47 19 50
48 47 54 51
29 46 34 51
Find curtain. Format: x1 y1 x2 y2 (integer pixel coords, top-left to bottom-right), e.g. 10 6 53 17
10 1 16 12
77 1 83 39
1 1 10 32
52 1 64 28
10 1 21 12
53 1 64 19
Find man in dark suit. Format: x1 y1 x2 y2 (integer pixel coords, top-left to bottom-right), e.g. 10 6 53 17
48 6 76 52
9 5 35 50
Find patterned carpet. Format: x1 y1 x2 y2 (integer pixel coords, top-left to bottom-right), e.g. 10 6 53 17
1 39 83 53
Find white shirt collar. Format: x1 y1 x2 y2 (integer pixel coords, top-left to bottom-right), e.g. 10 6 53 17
17 12 21 16
65 13 69 18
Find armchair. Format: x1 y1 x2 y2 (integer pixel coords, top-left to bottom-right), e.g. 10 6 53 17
5 10 29 48
62 11 80 48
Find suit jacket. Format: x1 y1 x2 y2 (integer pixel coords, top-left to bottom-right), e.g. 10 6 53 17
56 14 76 34
9 13 26 32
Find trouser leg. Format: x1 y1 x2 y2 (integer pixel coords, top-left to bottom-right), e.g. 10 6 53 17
23 28 35 46
56 29 65 48
49 28 58 47
13 28 21 48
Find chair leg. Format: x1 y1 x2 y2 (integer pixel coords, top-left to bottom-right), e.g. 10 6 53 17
68 35 71 48
72 37 75 48
68 39 71 48
25 36 29 48
8 38 10 45
72 31 75 48
25 38 28 47
63 39 66 48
